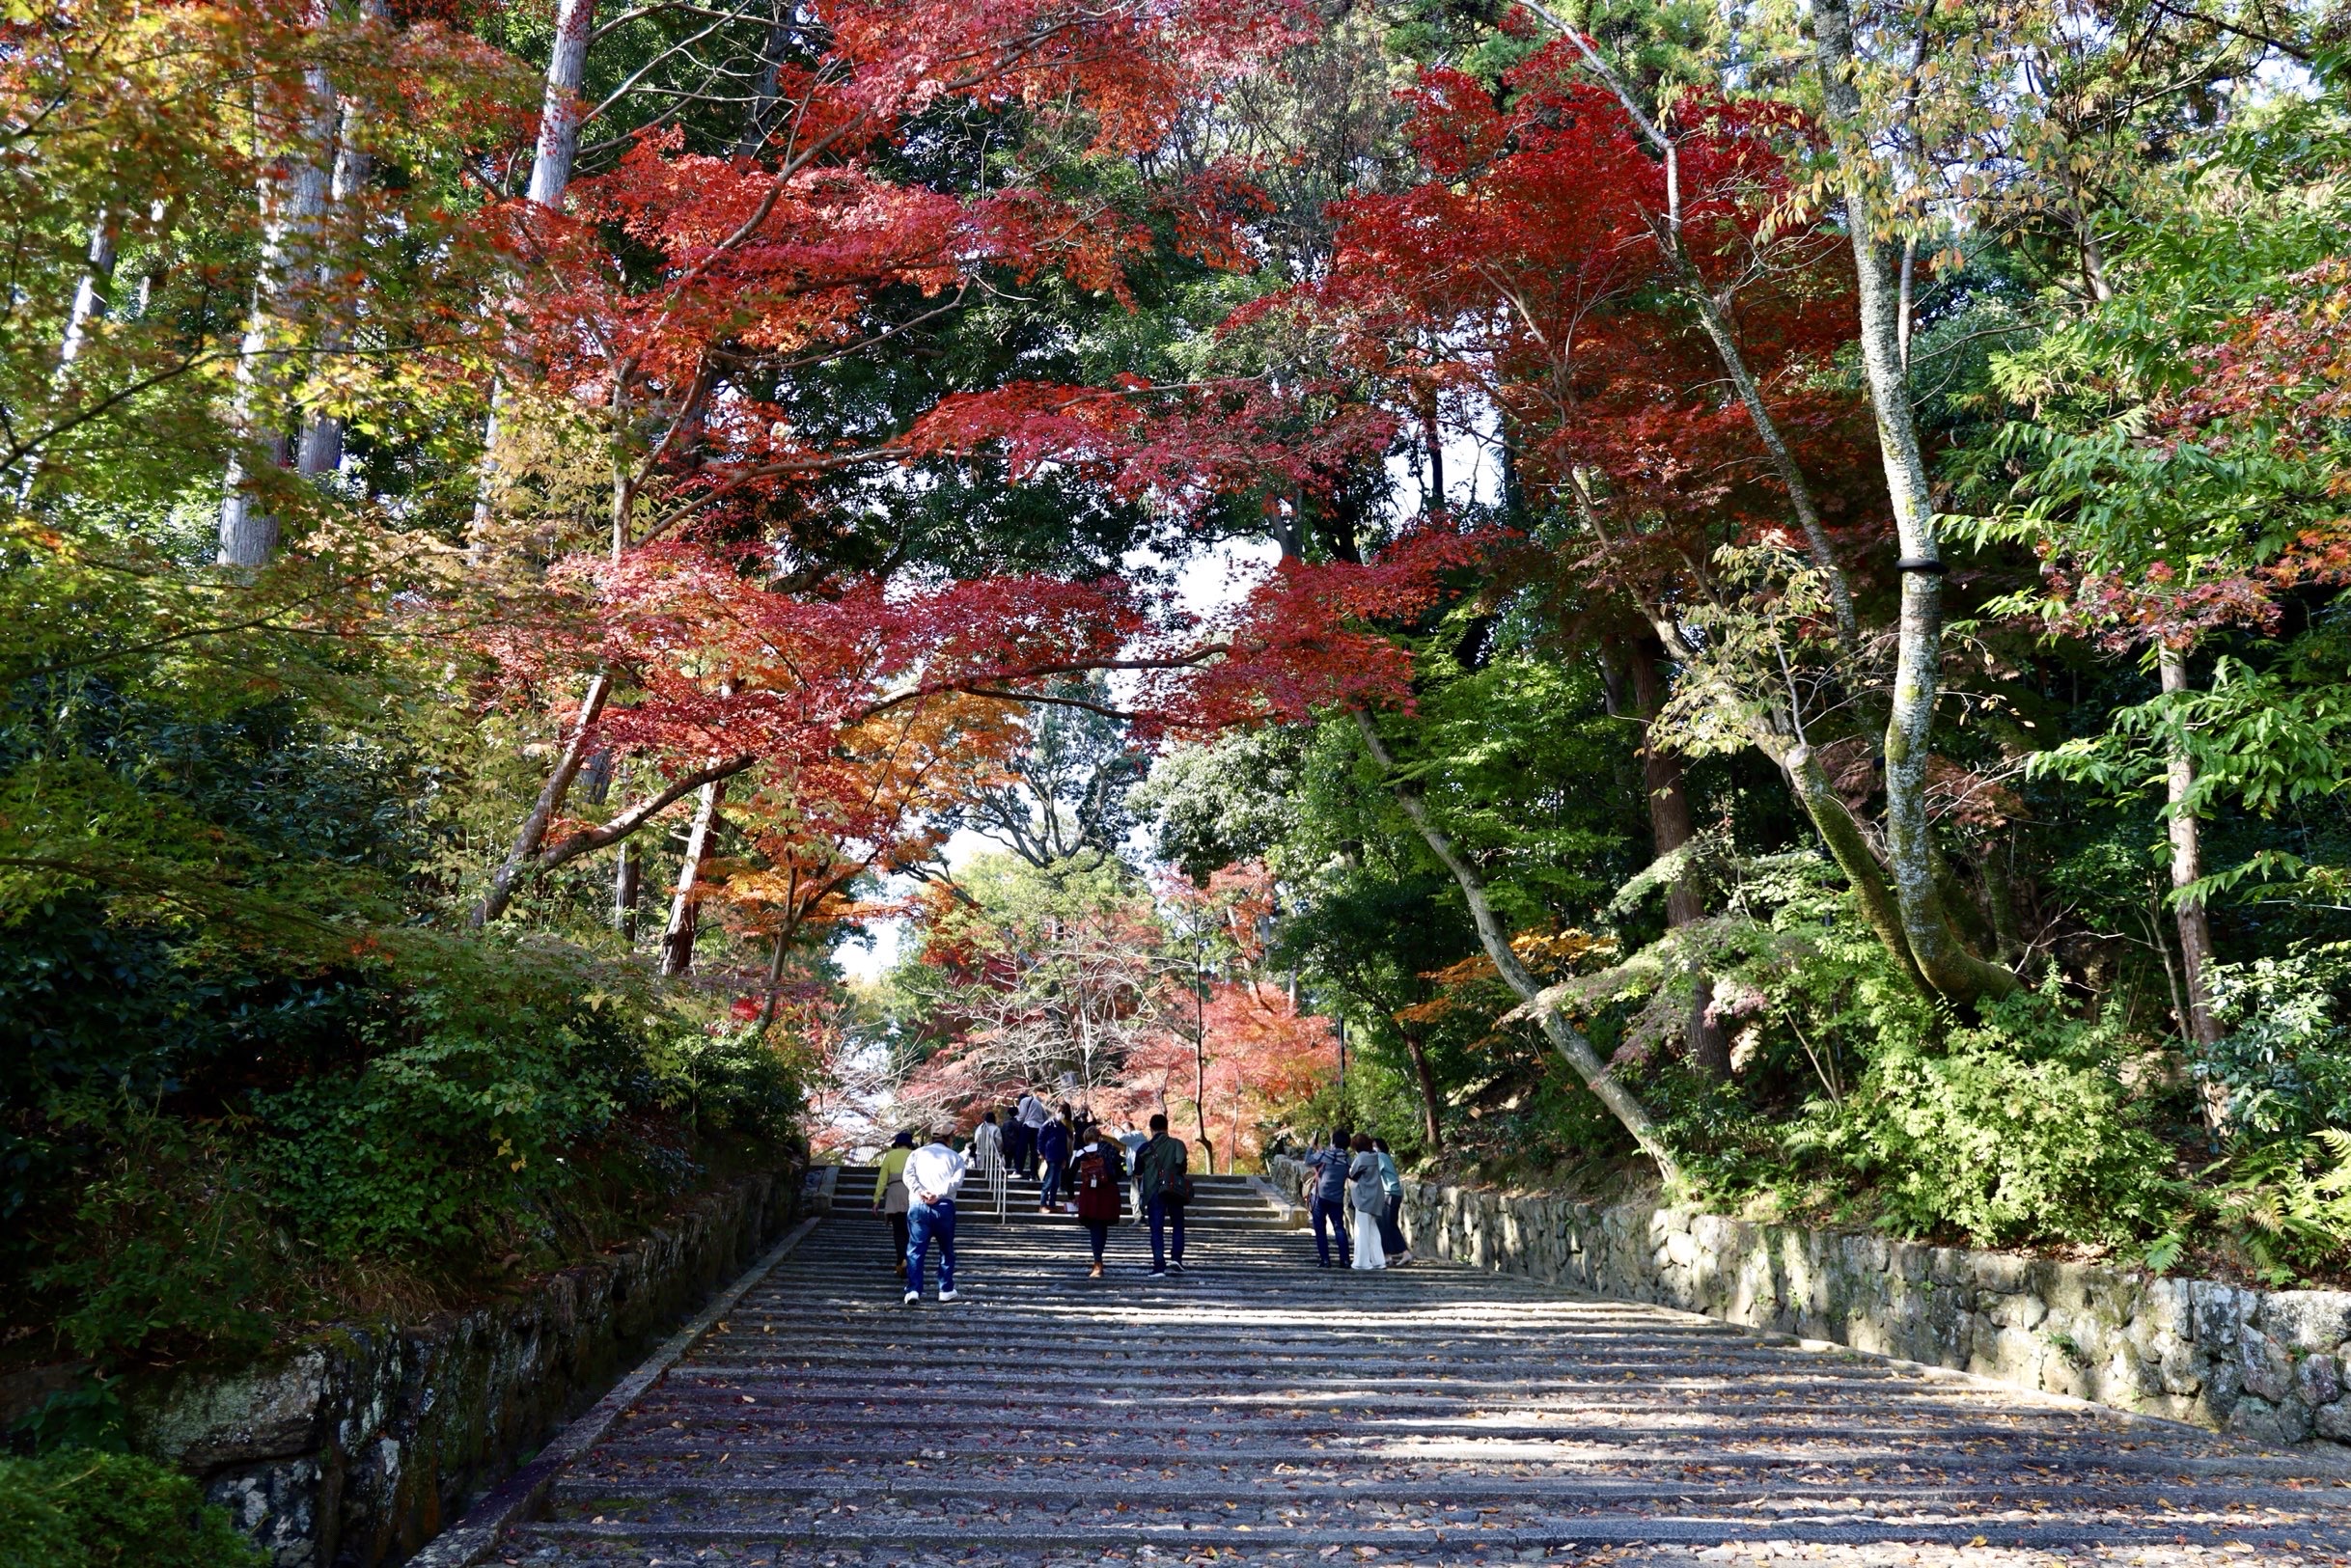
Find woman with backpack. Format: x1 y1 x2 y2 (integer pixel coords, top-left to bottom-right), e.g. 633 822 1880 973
1068 1121 1128 1279
1346 1133 1388 1270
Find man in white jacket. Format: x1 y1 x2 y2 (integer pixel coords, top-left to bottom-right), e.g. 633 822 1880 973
901 1137 969 1305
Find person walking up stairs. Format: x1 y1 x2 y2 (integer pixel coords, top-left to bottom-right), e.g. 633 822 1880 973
1133 1113 1190 1278
1068 1123 1125 1279
901 1136 967 1305
1300 1129 1352 1269
1037 1112 1071 1213
871 1131 913 1275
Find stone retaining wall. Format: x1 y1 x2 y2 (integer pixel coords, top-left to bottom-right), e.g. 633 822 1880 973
124 1168 803 1567
1268 1155 2351 1451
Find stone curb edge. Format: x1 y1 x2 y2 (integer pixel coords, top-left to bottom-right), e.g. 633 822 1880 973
1245 1172 1302 1226
407 1215 822 1568
1566 1285 2348 1473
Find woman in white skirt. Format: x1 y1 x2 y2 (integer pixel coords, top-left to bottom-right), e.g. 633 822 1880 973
971 1109 1009 1219
1346 1133 1388 1269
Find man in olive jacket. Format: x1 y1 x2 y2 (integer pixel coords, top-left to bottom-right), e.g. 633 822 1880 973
1133 1113 1190 1278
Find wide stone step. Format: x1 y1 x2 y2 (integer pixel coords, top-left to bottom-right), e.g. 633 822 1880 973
572 1435 2318 1479
512 1513 2351 1557
462 1214 2347 1568
535 1472 2351 1540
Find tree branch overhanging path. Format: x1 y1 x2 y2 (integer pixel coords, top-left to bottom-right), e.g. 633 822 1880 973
1507 0 2023 1006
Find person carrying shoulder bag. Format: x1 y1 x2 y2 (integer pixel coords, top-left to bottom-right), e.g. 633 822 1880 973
1134 1113 1192 1278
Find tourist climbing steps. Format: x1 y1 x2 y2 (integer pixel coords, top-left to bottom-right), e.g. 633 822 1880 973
484 1215 2351 1566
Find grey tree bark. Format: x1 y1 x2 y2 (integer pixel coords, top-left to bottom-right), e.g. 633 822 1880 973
1352 707 1681 1185
2158 643 2229 1132
736 0 794 157
1623 641 1732 1077
1811 0 2017 1002
470 0 599 538
220 55 339 566
658 776 727 977
297 0 392 481
471 673 612 925
614 840 643 940
1401 1029 1444 1152
57 215 119 371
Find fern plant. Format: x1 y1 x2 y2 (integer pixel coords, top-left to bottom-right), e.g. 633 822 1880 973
2189 1130 2351 1287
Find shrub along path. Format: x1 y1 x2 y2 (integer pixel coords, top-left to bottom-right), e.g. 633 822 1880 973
487 1216 2351 1567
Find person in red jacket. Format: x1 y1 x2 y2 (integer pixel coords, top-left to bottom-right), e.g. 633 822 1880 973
1067 1122 1127 1279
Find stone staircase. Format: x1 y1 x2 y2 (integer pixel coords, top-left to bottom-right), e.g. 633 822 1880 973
823 1164 1302 1228
480 1217 2351 1567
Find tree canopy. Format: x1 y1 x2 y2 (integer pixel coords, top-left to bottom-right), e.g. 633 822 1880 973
9 0 2351 1392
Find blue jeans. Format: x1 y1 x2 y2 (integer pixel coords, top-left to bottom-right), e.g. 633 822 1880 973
1309 1194 1350 1267
1148 1196 1184 1270
1038 1162 1063 1208
905 1197 955 1295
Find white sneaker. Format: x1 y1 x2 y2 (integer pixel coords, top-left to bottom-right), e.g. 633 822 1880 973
1147 1269 1168 1279
903 1290 920 1305
939 1287 959 1303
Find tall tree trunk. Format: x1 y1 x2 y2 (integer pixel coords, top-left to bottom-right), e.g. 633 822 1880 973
2159 643 2228 1133
472 672 611 925
755 922 792 1029
1352 707 1680 1185
614 840 642 940
1401 1029 1444 1151
1193 1004 1216 1175
1421 390 1445 515
220 52 338 566
1624 641 1731 1077
1812 0 2016 1002
15 212 120 501
658 776 727 977
470 0 599 538
297 0 392 481
736 0 793 157
58 214 119 371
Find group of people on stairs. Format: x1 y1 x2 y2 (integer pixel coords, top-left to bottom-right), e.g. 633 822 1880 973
869 1112 1199 1302
1296 1129 1411 1270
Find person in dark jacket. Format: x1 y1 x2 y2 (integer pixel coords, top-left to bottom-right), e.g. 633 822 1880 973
1133 1113 1190 1277
1068 1122 1127 1278
1371 1136 1411 1264
1299 1129 1352 1268
1037 1112 1072 1211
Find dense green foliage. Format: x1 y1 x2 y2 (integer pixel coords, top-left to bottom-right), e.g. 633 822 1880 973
0 1450 264 1568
